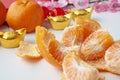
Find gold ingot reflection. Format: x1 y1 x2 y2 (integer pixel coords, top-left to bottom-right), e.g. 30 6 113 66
69 7 93 19
3 31 18 40
0 28 26 48
48 13 72 30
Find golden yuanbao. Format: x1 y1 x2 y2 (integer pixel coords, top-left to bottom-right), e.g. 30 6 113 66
0 28 26 48
69 7 93 19
48 13 71 30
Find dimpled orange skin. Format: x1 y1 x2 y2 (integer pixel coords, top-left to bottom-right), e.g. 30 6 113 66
80 29 114 61
6 0 44 33
0 1 6 25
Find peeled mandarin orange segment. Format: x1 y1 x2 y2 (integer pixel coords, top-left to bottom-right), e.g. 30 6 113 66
62 52 100 80
105 40 120 75
36 26 62 69
36 26 81 69
16 41 42 58
48 39 65 64
61 25 84 47
75 17 101 39
86 57 106 71
80 29 114 61
49 39 80 64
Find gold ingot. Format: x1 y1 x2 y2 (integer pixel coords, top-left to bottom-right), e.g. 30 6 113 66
48 13 72 30
0 28 26 48
69 7 93 19
3 31 18 40
0 32 4 44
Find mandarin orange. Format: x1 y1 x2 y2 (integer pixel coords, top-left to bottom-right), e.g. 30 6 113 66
61 25 84 47
80 29 114 60
62 53 102 80
6 0 44 33
75 17 101 39
36 26 81 69
86 40 120 75
49 39 80 63
105 40 120 75
35 26 62 69
86 57 106 71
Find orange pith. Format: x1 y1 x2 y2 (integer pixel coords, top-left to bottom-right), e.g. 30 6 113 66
36 26 83 69
49 39 65 64
61 25 84 47
105 40 120 75
62 53 100 80
49 39 80 64
80 29 114 60
75 17 101 39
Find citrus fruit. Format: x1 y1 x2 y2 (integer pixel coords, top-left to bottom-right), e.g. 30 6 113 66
80 29 114 60
17 41 42 58
6 0 44 33
86 57 106 71
48 39 65 64
36 26 63 69
49 39 80 63
61 25 84 47
75 17 101 39
0 1 7 25
105 40 120 75
62 52 101 80
36 26 80 69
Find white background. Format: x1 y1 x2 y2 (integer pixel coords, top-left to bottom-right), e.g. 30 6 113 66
0 10 120 80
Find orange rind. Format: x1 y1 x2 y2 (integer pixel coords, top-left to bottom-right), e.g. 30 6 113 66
16 41 42 59
36 26 62 69
36 26 82 69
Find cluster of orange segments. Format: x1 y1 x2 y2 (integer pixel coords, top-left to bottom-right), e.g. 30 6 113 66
17 17 120 80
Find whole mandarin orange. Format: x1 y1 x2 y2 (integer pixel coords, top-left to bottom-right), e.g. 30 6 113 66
6 0 44 33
